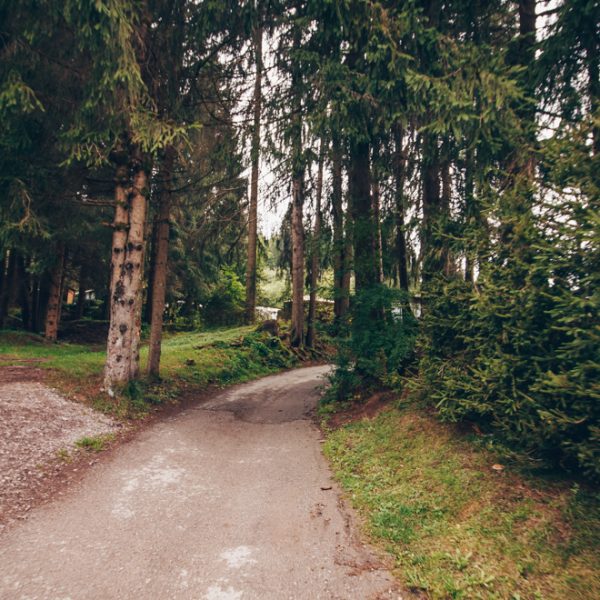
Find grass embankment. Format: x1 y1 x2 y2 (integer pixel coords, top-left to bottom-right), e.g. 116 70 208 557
323 402 599 599
0 326 296 416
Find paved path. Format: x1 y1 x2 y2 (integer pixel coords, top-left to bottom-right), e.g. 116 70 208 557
0 366 398 599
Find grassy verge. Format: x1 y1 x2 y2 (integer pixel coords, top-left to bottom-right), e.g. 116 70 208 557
323 402 599 599
0 326 296 417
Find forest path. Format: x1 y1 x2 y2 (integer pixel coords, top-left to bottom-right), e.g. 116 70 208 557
0 365 398 600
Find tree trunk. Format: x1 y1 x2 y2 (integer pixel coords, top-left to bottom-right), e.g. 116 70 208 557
393 124 409 292
147 149 174 377
350 140 376 292
518 0 537 170
76 264 87 320
440 150 454 277
306 144 324 348
331 132 348 322
371 143 384 284
0 249 5 323
44 243 65 341
34 274 50 333
245 22 263 324
290 27 305 348
104 153 149 392
464 144 476 283
290 174 305 347
0 249 12 328
144 214 158 324
16 255 32 330
498 0 537 285
421 133 442 284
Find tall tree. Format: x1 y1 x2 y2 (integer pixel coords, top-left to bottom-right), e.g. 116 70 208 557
289 23 306 347
147 147 175 377
393 124 410 292
330 132 348 320
104 150 149 391
306 142 324 348
245 14 264 324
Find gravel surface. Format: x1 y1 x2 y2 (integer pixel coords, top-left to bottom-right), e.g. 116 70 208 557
0 365 401 599
0 378 118 531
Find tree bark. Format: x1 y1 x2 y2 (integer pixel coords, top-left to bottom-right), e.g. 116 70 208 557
393 124 410 292
290 27 305 348
306 144 324 348
350 140 376 292
0 249 12 328
144 214 159 324
44 243 65 341
464 144 476 283
341 215 352 316
371 143 384 284
76 264 87 320
16 254 32 330
33 274 50 334
440 149 454 277
104 152 149 392
127 157 148 381
245 21 263 324
331 132 348 321
147 149 174 377
421 133 442 284
290 174 305 347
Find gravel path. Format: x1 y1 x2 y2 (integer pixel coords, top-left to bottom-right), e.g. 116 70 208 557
0 376 118 531
0 365 399 599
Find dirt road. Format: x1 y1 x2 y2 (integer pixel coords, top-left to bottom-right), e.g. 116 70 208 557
0 366 398 599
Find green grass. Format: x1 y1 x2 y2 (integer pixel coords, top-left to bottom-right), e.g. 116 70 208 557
0 325 296 416
75 433 115 452
323 404 600 599
0 330 105 379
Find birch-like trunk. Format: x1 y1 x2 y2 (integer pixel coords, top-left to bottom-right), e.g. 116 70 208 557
104 156 148 392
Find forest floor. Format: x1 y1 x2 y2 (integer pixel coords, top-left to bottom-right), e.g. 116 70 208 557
322 394 600 599
0 365 403 600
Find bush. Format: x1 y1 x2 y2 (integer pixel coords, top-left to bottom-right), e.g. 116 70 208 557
326 285 418 402
203 268 245 326
416 180 600 480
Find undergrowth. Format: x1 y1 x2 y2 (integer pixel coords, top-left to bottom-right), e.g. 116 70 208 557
323 402 600 599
